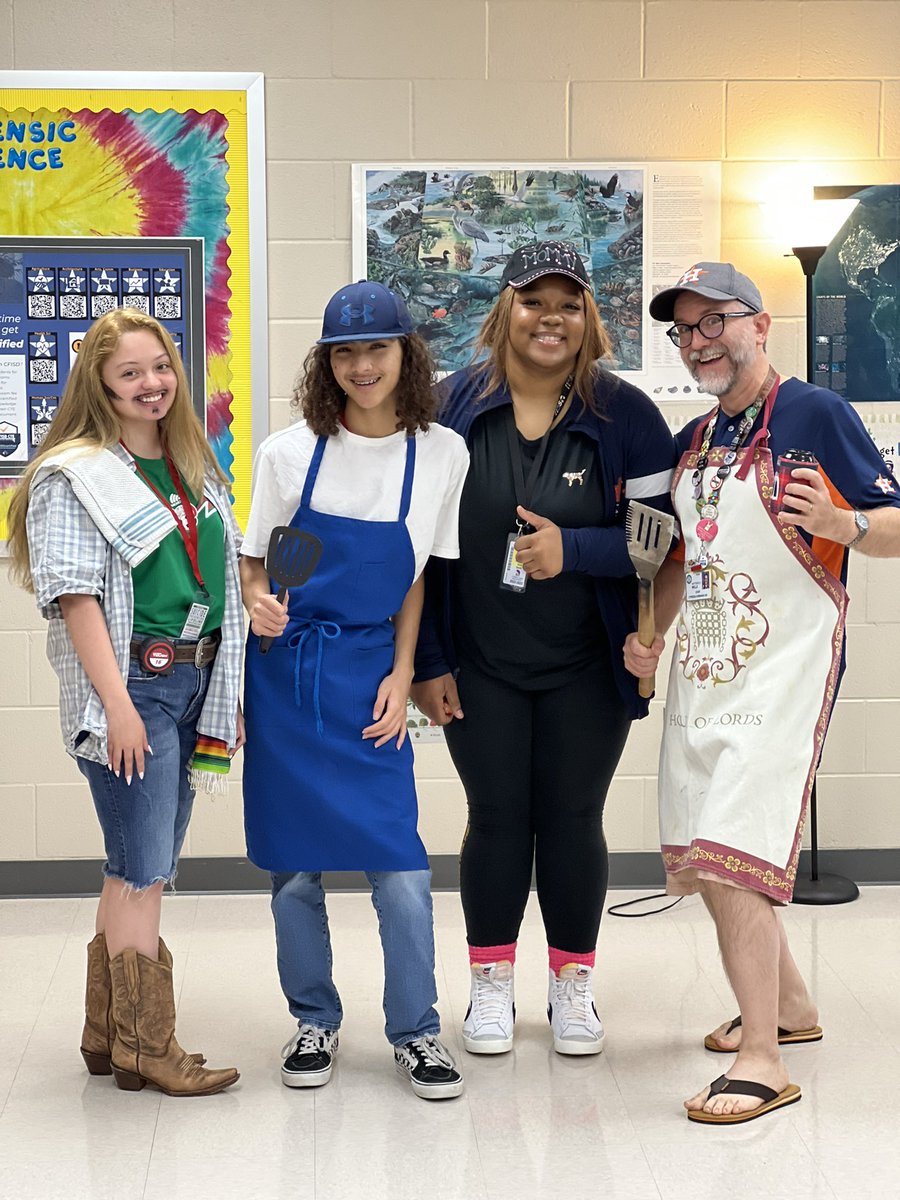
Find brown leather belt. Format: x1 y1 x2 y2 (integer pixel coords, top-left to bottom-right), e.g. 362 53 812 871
130 632 220 669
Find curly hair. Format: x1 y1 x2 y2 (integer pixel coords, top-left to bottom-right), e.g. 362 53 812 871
474 282 616 415
291 334 438 436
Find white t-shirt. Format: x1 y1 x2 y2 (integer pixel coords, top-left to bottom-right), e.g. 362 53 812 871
242 420 470 579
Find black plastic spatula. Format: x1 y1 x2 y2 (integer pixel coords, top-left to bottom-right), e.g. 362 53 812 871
258 525 324 655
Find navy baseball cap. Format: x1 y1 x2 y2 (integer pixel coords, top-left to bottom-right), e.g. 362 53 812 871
500 241 592 292
318 280 415 344
649 262 763 322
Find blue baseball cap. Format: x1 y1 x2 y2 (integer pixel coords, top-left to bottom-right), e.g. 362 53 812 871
318 280 415 344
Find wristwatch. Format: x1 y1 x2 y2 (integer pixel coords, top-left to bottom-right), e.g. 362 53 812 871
847 509 869 549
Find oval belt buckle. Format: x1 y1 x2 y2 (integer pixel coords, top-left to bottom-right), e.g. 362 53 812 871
194 636 212 668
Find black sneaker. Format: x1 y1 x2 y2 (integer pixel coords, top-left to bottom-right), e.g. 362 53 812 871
281 1023 339 1088
393 1035 464 1099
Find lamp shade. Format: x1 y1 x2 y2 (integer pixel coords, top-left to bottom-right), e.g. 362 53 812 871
761 193 859 252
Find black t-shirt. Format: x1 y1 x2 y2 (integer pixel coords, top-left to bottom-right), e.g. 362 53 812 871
453 404 608 690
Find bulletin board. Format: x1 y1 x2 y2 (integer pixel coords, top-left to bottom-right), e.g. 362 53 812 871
0 70 268 537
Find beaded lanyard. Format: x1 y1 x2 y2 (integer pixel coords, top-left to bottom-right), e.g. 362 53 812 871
690 370 774 569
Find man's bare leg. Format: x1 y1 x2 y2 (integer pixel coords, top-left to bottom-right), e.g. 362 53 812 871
686 881 789 1117
706 906 818 1051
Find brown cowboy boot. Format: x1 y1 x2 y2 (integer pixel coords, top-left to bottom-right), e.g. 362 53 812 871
80 933 117 1075
109 947 239 1096
80 934 205 1075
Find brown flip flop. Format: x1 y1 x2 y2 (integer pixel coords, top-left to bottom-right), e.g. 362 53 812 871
704 1014 823 1052
687 1074 802 1125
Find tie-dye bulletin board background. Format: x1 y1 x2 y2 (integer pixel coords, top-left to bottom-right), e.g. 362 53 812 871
0 73 268 536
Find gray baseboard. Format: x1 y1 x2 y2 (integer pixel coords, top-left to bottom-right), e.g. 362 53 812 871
1 848 898 899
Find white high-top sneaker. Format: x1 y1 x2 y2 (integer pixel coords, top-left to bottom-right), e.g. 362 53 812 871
548 964 605 1055
462 961 515 1054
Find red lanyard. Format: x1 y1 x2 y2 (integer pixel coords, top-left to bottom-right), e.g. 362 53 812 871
122 441 207 594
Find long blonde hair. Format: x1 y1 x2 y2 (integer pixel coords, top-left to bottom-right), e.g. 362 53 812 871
474 280 614 412
7 307 228 592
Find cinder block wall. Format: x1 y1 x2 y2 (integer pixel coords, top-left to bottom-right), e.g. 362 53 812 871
3 0 900 872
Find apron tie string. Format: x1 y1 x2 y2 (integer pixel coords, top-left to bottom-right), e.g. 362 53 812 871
288 620 342 735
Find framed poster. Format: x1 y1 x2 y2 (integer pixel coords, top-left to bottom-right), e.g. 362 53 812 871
0 70 268 536
352 162 720 398
812 184 900 403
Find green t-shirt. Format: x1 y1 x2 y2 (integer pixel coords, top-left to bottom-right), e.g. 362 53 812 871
130 455 226 639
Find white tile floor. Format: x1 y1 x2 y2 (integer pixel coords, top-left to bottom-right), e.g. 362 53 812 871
0 886 898 1200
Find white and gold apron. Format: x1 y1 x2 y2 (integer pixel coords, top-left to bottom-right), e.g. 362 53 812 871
658 386 847 903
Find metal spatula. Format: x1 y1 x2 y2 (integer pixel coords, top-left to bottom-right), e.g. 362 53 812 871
258 525 324 655
625 500 676 699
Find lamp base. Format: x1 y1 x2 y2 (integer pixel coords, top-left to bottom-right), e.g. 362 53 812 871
791 872 859 906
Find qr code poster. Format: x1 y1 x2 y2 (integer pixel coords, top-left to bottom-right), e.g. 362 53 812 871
0 239 199 484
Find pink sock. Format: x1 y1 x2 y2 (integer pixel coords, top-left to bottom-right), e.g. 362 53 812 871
548 947 595 976
469 942 517 967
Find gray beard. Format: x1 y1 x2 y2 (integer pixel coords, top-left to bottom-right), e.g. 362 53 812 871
687 344 754 396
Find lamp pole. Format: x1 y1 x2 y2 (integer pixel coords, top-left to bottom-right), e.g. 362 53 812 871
788 244 860 906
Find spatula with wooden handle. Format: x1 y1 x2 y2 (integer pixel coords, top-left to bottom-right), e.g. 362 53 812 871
258 525 324 655
625 500 676 698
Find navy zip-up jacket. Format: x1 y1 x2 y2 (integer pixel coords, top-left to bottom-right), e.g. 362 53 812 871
414 366 677 720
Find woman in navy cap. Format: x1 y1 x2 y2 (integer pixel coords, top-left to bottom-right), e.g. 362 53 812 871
240 281 469 1099
412 242 676 1057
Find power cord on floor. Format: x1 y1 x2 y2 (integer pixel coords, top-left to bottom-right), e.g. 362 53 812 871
606 893 684 918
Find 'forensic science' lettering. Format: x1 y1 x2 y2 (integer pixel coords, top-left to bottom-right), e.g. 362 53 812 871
0 120 77 171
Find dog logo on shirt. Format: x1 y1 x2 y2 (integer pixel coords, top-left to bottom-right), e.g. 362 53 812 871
562 469 586 487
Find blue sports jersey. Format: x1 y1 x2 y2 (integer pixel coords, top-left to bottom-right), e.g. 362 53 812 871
676 375 900 585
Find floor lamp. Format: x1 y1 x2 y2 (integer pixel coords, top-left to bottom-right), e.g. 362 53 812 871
788 242 860 906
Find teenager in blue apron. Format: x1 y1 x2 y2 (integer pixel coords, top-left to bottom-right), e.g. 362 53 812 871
240 282 469 1099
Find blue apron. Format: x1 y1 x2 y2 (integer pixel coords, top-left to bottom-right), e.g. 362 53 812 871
243 433 428 872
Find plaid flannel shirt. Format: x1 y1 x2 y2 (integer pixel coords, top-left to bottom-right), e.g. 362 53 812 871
26 443 244 764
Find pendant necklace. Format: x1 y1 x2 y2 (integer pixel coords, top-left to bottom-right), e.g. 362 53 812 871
690 371 773 567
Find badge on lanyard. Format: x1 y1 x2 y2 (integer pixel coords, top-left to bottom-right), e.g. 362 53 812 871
123 443 212 641
685 567 712 602
500 532 528 592
501 376 573 596
180 592 211 640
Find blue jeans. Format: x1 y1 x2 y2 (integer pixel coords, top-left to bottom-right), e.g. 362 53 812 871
77 658 212 890
271 869 440 1046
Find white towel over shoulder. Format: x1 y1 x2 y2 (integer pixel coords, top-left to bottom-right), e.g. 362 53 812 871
31 446 176 567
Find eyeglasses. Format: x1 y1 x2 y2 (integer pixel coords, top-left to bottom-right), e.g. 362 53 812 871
665 311 756 348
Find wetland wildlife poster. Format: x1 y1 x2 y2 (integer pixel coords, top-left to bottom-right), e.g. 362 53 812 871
352 162 721 396
354 165 647 375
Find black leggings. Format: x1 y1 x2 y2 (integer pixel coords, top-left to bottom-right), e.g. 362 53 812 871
445 657 632 953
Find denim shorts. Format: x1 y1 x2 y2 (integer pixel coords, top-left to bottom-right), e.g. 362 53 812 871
77 655 213 890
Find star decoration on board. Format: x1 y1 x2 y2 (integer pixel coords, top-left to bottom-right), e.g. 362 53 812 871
29 333 55 357
28 268 53 292
155 270 179 293
92 269 115 293
31 398 56 422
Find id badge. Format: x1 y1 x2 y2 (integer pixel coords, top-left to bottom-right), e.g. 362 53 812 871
500 531 528 593
685 568 712 602
180 597 210 640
